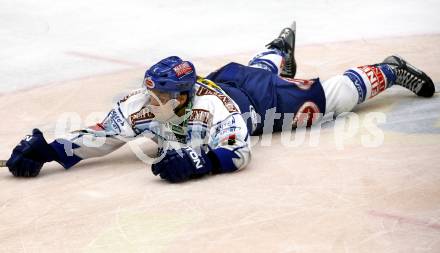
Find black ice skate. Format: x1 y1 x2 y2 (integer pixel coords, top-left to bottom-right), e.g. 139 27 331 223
383 55 435 97
266 21 297 78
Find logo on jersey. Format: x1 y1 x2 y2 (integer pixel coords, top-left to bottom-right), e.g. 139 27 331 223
130 107 155 125
292 101 321 128
188 109 213 126
173 62 193 78
196 86 239 113
108 110 125 132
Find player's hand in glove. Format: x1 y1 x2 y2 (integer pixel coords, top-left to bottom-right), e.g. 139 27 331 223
151 147 215 183
6 129 58 177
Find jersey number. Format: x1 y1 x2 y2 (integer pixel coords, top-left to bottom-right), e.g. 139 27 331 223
292 101 321 128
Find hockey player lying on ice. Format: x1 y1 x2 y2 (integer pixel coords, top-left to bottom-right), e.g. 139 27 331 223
6 22 435 183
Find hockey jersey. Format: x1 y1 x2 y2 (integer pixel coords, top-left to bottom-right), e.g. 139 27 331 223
50 78 251 173
208 62 326 134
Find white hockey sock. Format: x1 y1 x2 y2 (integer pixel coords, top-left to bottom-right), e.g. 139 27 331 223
248 49 284 75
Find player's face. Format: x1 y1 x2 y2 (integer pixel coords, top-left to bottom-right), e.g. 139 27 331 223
147 89 180 122
148 89 174 106
148 89 188 107
147 89 189 122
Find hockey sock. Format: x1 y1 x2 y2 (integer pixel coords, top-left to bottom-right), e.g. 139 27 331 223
343 64 397 104
248 49 285 75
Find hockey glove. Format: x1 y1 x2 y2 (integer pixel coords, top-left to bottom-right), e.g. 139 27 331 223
6 129 58 177
151 147 213 183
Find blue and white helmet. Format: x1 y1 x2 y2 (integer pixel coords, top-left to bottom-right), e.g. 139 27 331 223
144 56 196 93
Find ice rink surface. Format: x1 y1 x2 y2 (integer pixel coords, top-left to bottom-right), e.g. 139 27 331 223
1 0 440 252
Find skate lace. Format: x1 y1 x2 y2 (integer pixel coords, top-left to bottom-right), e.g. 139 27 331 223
396 68 424 93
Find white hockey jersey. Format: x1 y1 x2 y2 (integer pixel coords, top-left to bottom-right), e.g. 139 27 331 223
51 78 251 173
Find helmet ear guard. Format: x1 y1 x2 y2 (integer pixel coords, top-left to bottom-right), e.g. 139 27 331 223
144 56 197 93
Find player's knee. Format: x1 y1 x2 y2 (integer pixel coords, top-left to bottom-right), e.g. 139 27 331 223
322 75 359 115
343 67 371 104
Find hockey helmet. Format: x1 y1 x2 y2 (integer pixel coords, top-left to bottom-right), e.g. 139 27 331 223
144 56 196 94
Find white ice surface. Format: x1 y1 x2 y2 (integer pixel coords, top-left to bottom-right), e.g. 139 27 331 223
1 0 439 92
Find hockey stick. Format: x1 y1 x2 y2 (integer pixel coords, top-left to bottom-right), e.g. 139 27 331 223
0 160 7 167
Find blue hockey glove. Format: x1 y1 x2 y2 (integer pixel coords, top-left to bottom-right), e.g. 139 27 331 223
6 129 58 177
151 147 213 183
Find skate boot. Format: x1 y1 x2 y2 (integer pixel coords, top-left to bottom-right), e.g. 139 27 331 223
266 21 297 78
383 55 435 97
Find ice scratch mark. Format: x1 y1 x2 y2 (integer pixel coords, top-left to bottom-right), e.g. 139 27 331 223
367 210 440 231
66 51 143 67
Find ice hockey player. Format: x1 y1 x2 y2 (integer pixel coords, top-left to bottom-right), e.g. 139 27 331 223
6 22 435 183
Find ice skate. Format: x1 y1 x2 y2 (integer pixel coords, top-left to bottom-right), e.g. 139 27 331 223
383 55 435 97
266 21 297 78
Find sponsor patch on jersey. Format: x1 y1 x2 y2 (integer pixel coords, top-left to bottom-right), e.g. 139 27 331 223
358 65 386 98
173 62 193 78
188 109 213 126
292 101 321 128
101 110 125 133
130 107 155 125
196 86 239 113
226 134 237 145
110 110 125 126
